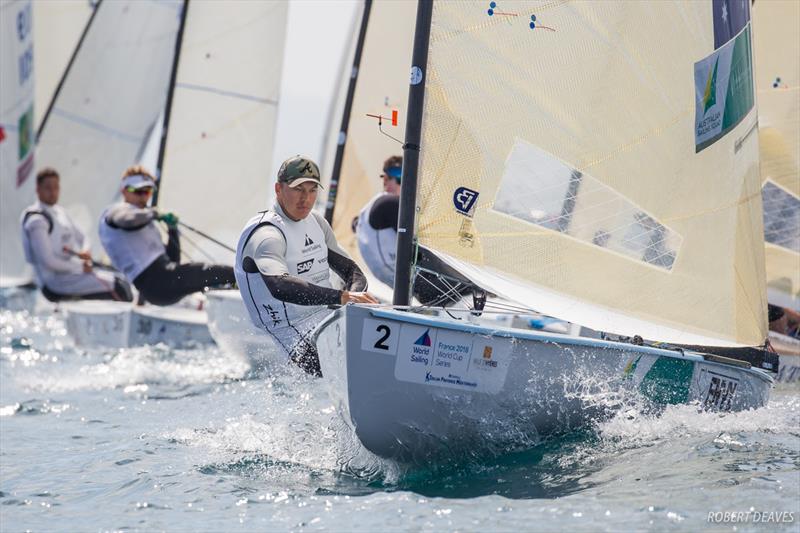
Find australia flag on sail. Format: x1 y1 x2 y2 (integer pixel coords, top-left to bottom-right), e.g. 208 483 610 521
713 0 750 49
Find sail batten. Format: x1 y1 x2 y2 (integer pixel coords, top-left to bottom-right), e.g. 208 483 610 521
416 0 767 345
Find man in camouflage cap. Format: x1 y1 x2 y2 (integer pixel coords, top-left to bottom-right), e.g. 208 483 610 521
234 155 377 376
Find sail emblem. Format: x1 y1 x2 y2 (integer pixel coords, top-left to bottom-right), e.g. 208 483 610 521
702 57 718 115
414 329 432 347
453 187 479 217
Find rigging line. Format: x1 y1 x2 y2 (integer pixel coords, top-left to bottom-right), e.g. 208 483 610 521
174 83 277 106
179 230 216 263
177 221 235 253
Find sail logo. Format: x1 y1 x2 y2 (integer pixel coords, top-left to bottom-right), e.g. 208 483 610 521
453 187 479 217
411 329 433 365
702 58 718 115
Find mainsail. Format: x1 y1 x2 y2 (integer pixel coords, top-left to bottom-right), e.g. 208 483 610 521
753 0 799 311
33 0 94 130
322 0 416 259
0 0 35 284
410 0 766 346
154 0 288 264
35 0 182 259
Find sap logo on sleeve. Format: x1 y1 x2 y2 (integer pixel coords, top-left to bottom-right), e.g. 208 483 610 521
453 187 479 217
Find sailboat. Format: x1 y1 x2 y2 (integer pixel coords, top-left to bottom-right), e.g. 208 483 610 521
205 0 416 365
752 0 800 383
34 0 287 348
312 0 778 462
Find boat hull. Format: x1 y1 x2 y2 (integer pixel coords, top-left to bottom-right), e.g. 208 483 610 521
64 301 213 348
315 305 774 462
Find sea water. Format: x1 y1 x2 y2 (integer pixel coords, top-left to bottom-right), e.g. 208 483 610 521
1 308 798 532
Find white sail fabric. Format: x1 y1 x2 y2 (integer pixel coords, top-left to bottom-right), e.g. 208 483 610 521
753 0 799 311
35 0 182 259
0 0 35 285
155 0 287 264
33 0 94 130
416 1 766 346
325 0 416 258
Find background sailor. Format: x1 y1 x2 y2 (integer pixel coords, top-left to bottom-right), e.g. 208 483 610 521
21 167 133 302
98 166 235 306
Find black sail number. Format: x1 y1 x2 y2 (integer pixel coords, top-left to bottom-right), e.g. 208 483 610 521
374 324 391 350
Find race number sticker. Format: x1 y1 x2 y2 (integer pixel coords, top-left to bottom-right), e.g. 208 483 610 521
394 325 512 394
361 318 399 355
696 367 739 411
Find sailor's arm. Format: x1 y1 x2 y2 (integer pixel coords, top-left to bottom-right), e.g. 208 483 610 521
104 203 158 230
250 226 343 306
313 213 368 292
25 218 82 274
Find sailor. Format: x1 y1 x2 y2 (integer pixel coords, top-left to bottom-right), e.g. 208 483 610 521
353 156 480 307
99 165 235 306
235 155 378 376
20 167 133 302
354 155 402 287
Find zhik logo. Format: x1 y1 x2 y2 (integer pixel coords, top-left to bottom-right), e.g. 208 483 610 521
297 259 314 274
453 187 479 216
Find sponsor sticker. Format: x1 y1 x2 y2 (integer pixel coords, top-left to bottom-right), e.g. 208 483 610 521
394 324 511 394
694 25 754 152
296 259 314 274
453 187 479 217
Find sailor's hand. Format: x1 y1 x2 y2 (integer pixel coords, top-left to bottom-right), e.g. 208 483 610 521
82 260 93 273
77 250 91 260
340 291 379 305
158 212 179 228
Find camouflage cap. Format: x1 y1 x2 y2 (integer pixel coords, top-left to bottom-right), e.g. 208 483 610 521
277 155 323 188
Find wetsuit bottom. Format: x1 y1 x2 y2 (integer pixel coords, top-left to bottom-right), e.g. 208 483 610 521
42 276 134 303
134 255 235 306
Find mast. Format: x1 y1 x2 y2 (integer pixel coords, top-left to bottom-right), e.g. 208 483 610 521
393 0 433 306
323 0 373 223
36 0 102 140
151 0 189 207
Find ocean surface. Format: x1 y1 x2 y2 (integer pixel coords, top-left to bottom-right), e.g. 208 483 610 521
1 306 798 532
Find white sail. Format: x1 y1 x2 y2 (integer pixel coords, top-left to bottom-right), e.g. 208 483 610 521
0 0 35 285
415 0 766 346
753 0 799 311
35 0 182 259
154 0 288 264
32 0 94 130
324 0 416 258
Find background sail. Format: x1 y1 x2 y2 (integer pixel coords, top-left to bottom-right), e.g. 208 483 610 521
33 0 94 131
155 0 287 264
0 0 35 284
325 0 416 260
753 0 799 311
35 0 182 259
416 0 766 346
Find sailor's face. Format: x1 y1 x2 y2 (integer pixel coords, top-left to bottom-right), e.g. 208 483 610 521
275 181 318 221
36 176 59 205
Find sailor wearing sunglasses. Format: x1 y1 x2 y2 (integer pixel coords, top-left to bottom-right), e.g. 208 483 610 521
20 167 133 302
98 166 235 306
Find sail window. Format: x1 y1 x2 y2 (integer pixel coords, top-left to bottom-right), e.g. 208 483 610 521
493 140 682 271
762 180 800 253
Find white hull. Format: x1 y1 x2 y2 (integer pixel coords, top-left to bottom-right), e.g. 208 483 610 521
0 284 37 312
64 300 213 348
205 290 282 370
315 305 773 462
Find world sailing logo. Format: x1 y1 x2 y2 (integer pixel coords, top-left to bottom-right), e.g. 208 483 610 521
453 187 479 217
304 234 314 246
414 329 432 347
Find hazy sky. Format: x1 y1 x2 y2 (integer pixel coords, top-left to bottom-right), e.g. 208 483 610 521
271 0 360 179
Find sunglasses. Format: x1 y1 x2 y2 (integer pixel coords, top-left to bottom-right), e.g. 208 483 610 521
125 186 154 195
